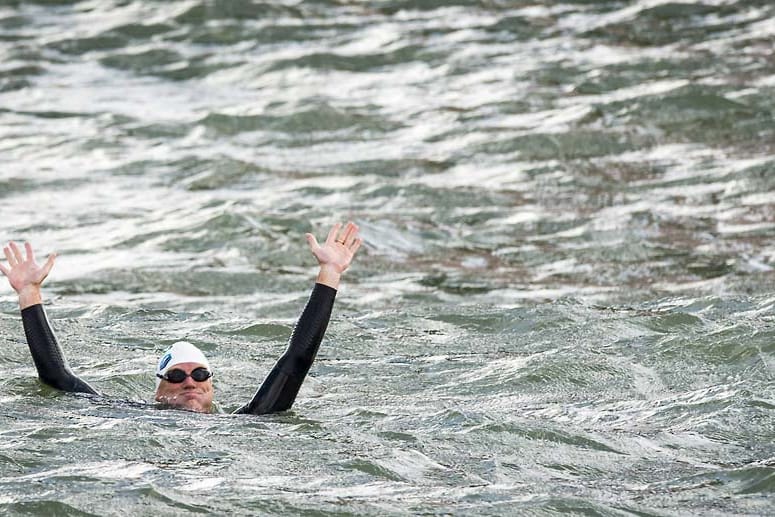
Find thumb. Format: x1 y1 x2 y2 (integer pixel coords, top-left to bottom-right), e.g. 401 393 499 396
305 233 320 252
41 253 57 278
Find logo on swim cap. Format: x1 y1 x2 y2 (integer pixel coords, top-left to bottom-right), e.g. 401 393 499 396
158 353 172 371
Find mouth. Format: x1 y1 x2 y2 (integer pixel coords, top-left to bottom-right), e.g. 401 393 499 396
168 393 210 412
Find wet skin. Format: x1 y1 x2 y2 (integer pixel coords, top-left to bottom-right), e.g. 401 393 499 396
154 361 214 413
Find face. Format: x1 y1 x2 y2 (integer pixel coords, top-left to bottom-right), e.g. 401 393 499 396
154 362 214 413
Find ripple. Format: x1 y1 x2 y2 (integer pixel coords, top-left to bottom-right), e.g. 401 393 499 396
173 0 302 24
198 104 399 136
1 0 774 515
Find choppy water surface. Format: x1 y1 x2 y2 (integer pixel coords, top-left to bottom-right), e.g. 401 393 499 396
1 0 774 514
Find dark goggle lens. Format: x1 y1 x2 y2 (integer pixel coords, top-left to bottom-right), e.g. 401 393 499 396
159 367 212 383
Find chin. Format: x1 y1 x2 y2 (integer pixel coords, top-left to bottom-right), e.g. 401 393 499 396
189 403 211 413
177 399 211 413
157 395 212 413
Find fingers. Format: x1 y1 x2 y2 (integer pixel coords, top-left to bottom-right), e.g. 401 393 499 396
24 242 35 262
317 221 363 252
349 237 362 256
305 233 320 252
4 244 18 267
41 253 57 278
339 222 359 247
325 223 342 245
2 242 56 274
9 242 23 265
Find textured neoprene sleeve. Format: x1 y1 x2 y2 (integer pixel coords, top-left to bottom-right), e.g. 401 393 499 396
21 304 99 395
234 283 337 415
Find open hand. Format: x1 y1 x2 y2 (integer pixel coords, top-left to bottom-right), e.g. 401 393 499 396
305 222 362 287
0 242 56 295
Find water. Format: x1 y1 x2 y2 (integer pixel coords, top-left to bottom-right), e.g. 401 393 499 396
1 0 774 514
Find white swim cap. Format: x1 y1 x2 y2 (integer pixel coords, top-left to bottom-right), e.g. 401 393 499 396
155 341 211 388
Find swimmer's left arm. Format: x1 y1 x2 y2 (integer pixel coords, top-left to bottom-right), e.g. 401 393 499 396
1 242 99 395
233 282 336 415
234 222 362 415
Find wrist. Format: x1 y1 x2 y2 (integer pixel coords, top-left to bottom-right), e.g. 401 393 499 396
316 265 342 289
18 286 43 310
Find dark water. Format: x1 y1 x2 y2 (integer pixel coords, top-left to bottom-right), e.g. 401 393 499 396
0 0 773 515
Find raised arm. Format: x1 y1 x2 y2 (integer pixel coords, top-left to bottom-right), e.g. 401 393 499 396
235 222 362 415
0 242 98 395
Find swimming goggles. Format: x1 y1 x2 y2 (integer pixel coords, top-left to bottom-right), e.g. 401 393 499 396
156 367 213 383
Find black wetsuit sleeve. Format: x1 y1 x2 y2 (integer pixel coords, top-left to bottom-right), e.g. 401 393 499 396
20 304 99 395
234 283 337 415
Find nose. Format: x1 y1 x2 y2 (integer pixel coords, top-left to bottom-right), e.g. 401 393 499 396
180 374 198 389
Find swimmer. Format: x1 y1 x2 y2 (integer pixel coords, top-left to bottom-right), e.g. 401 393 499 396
0 222 362 415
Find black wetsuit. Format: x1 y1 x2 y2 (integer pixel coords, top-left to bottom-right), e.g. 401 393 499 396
20 283 337 415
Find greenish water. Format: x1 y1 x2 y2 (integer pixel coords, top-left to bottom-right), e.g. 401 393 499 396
0 0 773 515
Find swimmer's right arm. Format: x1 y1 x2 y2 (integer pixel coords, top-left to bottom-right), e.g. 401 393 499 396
1 242 98 395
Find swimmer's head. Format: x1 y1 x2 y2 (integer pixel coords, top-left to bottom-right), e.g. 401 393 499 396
155 341 210 385
154 341 214 413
